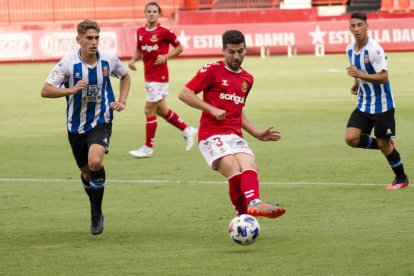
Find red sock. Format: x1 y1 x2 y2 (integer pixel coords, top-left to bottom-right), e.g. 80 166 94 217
164 109 187 131
145 116 157 148
240 169 260 203
228 173 247 215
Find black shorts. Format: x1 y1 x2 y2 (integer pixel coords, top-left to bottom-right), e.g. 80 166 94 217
346 108 395 139
68 123 112 168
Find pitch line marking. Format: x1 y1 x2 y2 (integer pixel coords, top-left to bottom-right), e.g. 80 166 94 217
0 178 397 187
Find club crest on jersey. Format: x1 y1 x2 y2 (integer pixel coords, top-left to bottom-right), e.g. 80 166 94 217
364 54 370 64
241 81 249 93
102 66 109 77
150 34 158 42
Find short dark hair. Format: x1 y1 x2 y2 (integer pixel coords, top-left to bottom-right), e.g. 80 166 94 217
77 20 100 36
222 30 245 49
350 12 367 23
145 2 162 14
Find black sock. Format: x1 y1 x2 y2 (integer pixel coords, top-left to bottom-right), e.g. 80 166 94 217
90 167 105 215
386 148 407 179
358 134 379 149
81 174 92 203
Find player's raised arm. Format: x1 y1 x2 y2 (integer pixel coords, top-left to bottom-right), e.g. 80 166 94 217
40 79 88 98
179 86 226 120
346 65 388 84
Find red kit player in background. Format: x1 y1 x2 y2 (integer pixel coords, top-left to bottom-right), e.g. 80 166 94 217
128 2 197 158
179 30 286 219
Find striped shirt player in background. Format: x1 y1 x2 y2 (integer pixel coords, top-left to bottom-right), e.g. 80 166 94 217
345 12 408 190
41 20 131 235
128 2 198 158
179 30 286 219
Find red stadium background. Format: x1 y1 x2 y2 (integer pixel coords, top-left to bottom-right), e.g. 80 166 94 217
1 0 414 62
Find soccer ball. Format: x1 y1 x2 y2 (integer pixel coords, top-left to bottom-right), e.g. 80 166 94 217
228 214 260 245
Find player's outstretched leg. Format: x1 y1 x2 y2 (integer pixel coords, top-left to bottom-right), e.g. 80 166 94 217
239 169 286 219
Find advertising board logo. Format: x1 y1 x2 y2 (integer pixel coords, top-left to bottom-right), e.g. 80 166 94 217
0 33 32 59
39 31 118 57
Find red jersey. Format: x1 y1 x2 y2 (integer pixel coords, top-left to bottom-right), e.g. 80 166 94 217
185 61 254 142
136 24 180 82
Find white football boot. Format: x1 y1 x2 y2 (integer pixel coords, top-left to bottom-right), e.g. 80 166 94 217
129 145 153 158
183 126 198 151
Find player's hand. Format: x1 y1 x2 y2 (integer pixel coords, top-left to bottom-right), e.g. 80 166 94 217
257 127 281 141
128 61 137 71
110 101 126 112
350 83 359 95
72 79 88 94
346 65 360 78
211 108 226 120
155 55 166 65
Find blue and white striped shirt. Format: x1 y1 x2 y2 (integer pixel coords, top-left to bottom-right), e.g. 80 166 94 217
46 50 127 134
346 38 394 114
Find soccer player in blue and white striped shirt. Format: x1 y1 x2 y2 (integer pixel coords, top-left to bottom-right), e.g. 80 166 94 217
41 20 131 234
345 12 408 190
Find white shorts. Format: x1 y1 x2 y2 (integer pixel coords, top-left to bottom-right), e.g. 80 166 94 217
145 82 169 102
199 134 254 170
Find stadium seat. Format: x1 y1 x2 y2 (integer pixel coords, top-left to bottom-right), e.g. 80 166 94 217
395 0 411 11
380 0 394 12
183 0 198 10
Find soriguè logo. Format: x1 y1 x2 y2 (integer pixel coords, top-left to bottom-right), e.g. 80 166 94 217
219 93 245 105
141 44 159 52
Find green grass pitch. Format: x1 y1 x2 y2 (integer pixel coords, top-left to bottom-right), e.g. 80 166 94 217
0 53 413 275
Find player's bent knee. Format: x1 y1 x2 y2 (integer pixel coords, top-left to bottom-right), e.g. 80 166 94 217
345 135 359 147
88 159 103 171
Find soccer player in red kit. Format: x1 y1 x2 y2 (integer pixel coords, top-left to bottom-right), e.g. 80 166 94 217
179 30 286 219
128 2 197 158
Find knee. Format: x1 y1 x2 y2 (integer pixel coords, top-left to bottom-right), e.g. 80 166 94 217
377 139 393 154
156 105 169 117
156 109 166 117
345 134 359 147
88 158 103 172
144 107 155 117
